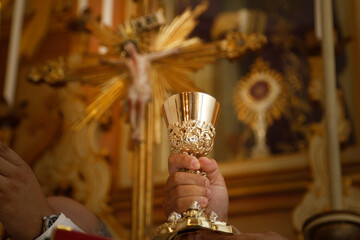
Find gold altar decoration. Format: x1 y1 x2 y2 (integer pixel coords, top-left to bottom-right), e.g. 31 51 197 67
28 57 123 87
153 201 235 240
167 120 216 158
219 31 267 60
292 55 360 238
2 0 74 59
25 2 266 240
154 92 235 239
233 58 288 157
32 84 128 240
22 4 129 238
26 1 267 144
62 0 265 144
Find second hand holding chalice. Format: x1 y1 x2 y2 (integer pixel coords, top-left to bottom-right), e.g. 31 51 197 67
153 92 235 239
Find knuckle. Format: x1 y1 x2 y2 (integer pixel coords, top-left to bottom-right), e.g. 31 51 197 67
201 177 208 187
199 197 208 208
3 178 19 193
174 198 184 212
12 168 27 183
173 186 183 196
201 187 208 197
168 153 179 163
172 172 183 184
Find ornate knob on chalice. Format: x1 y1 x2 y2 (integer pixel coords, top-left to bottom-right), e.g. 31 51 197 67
162 91 220 159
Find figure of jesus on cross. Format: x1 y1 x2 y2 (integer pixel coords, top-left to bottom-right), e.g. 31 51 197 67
102 40 179 142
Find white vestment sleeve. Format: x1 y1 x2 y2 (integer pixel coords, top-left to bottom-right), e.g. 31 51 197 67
34 213 84 240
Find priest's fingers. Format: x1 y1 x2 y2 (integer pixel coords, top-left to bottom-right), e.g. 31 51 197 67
164 184 209 205
0 156 16 177
0 142 24 166
168 153 200 174
0 175 6 192
165 171 209 193
198 157 224 183
163 195 209 218
198 157 218 174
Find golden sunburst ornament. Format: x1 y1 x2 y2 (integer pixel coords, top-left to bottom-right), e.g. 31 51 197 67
28 0 267 145
233 58 288 157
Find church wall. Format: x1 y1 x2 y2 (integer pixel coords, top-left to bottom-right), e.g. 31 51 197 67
1 1 360 239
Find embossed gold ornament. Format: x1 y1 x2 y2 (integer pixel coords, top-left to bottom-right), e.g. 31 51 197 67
219 31 267 60
168 120 216 158
152 200 235 240
162 92 220 157
28 1 266 145
233 58 288 157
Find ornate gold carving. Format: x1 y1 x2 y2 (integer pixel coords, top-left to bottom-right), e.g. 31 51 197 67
126 10 166 34
28 57 66 85
153 201 235 240
233 58 288 157
292 56 357 237
219 31 267 60
33 85 128 239
167 120 216 158
177 168 208 177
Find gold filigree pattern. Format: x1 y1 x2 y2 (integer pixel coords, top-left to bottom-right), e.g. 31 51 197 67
219 31 267 60
233 58 288 157
168 120 216 158
233 58 288 128
153 201 235 240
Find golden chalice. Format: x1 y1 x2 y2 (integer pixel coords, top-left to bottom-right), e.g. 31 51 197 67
153 92 235 240
163 92 220 173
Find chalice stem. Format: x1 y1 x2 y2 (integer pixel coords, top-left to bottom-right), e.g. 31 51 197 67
252 111 269 157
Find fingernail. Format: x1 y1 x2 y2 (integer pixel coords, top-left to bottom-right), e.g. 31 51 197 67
205 179 210 188
200 197 208 208
207 189 212 200
191 158 200 169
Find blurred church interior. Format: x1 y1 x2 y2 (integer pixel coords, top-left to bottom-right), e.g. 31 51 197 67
0 0 360 239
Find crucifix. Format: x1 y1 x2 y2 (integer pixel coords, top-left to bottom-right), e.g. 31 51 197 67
28 1 266 239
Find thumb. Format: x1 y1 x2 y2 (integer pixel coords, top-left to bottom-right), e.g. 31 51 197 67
198 157 223 183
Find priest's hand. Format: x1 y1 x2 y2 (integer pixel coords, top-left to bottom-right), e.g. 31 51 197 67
164 153 229 221
0 142 55 240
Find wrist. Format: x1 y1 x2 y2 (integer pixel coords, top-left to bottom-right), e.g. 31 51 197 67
42 214 60 233
31 208 56 240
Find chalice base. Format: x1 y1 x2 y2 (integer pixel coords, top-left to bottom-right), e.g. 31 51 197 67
152 201 235 240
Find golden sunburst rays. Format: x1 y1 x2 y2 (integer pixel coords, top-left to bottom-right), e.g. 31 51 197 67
66 0 266 143
233 58 288 130
150 0 209 51
48 1 212 141
150 42 218 114
86 20 124 53
71 74 129 131
27 57 125 87
151 57 205 141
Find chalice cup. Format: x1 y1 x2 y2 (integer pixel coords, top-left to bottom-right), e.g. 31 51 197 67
153 92 235 240
162 91 220 167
